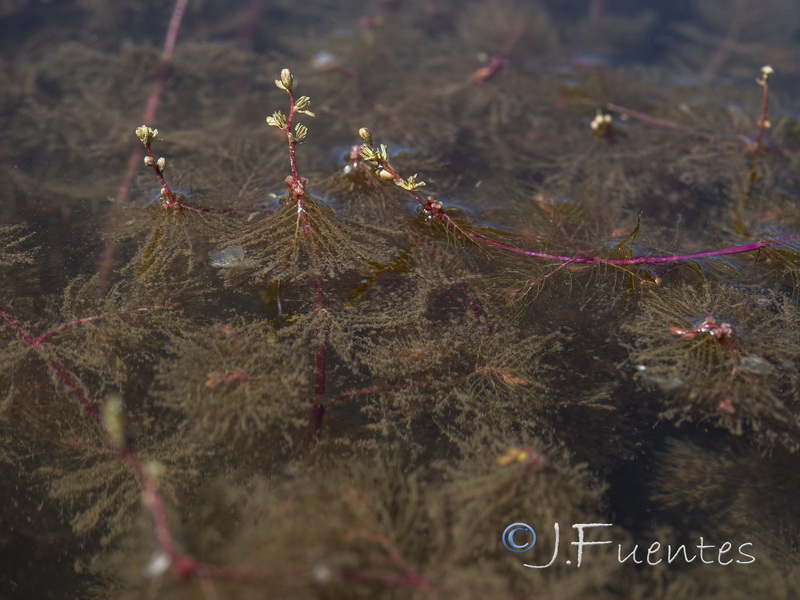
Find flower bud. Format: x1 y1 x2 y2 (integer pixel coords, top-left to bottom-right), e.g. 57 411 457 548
135 125 158 147
157 157 166 172
144 156 155 167
280 68 293 90
102 395 126 450
358 127 373 145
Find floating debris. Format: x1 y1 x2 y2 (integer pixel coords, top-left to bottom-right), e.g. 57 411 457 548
209 245 245 268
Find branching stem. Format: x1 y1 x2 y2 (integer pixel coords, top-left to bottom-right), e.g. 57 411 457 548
144 145 179 208
100 0 190 288
0 305 102 423
359 132 798 269
268 69 327 442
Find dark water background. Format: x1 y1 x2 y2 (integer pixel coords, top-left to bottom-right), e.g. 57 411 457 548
1 1 799 598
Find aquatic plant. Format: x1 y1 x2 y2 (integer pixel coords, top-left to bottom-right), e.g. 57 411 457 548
624 280 800 451
1 2 800 599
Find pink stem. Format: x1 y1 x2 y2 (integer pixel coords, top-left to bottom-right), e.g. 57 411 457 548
123 449 185 573
0 303 258 583
284 87 303 190
470 231 797 265
279 84 327 442
101 0 190 286
114 0 189 207
144 145 178 207
122 448 257 581
35 303 180 346
605 103 689 132
1 305 102 423
0 305 225 580
366 144 796 267
753 72 772 151
471 22 525 83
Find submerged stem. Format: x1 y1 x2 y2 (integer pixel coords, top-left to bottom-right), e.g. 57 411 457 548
359 131 797 269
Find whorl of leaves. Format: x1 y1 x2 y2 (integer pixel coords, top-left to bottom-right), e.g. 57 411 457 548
155 321 311 453
624 280 800 451
222 193 398 284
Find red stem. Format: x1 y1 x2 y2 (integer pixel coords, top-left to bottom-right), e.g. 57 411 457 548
114 0 189 207
122 448 259 581
0 303 230 582
605 103 689 132
100 0 190 288
734 67 773 234
470 230 796 265
35 303 180 346
277 80 327 442
144 145 179 208
284 88 302 188
364 143 797 267
470 22 525 83
753 72 772 151
1 305 102 423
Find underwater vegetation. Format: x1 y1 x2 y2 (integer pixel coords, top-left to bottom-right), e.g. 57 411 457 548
1 0 800 598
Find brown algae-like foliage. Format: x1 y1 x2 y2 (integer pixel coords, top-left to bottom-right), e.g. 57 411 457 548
625 281 800 451
155 321 311 452
2 1 800 598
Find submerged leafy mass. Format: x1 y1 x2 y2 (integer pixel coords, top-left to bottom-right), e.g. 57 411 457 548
1 1 800 599
624 281 800 451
